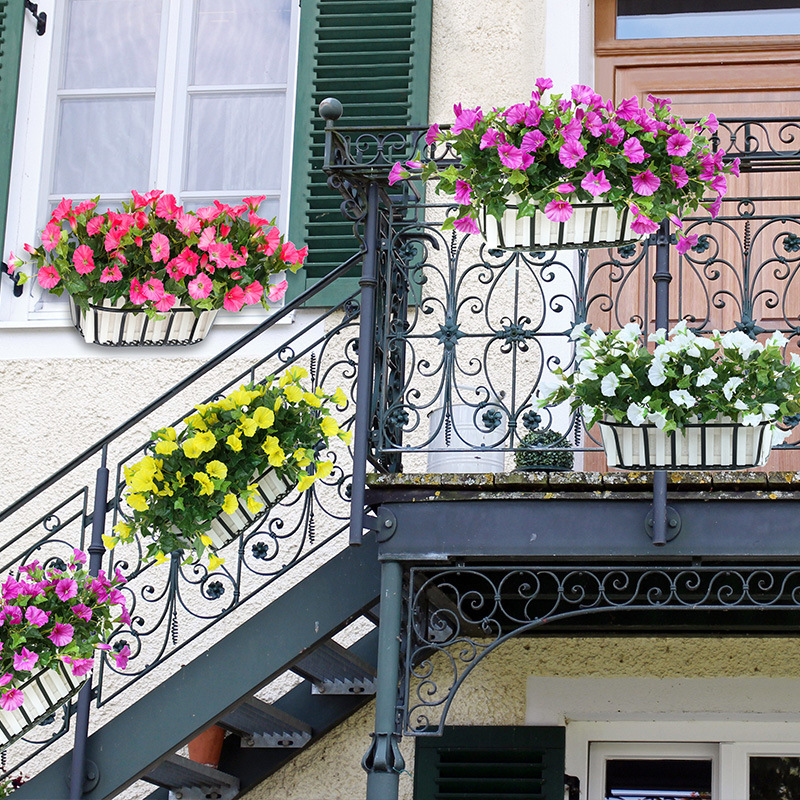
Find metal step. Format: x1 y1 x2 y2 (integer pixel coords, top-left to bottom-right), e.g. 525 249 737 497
291 639 377 695
220 698 312 749
144 754 239 800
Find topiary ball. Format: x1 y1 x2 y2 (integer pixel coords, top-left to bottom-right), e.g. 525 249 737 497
515 430 574 471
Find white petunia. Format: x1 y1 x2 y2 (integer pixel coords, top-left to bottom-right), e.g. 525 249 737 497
722 376 744 400
696 367 716 386
626 403 647 426
669 389 696 407
694 336 716 350
720 330 761 358
648 327 667 345
762 402 780 420
734 399 748 411
648 359 667 387
766 331 789 349
621 363 633 378
647 410 669 430
569 323 589 341
669 320 689 338
601 372 620 397
618 322 642 343
741 411 763 426
683 365 693 375
579 359 599 380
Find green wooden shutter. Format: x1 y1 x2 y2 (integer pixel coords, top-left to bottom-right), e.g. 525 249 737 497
288 0 432 305
0 0 24 258
414 726 566 800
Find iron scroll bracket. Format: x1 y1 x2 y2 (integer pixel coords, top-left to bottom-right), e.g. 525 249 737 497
24 0 47 35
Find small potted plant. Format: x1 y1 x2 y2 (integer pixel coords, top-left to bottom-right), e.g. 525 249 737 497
538 321 799 470
514 429 574 471
0 551 130 750
110 367 351 569
390 79 737 251
7 191 307 346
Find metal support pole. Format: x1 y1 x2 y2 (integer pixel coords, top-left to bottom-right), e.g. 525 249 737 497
69 449 109 799
349 181 381 545
363 560 405 800
652 220 672 547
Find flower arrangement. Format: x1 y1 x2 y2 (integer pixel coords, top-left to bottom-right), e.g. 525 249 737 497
390 79 737 246
539 321 800 436
110 368 351 568
0 551 130 714
514 429 574 471
6 191 307 316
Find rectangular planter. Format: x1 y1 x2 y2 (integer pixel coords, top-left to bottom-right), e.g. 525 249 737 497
69 296 217 346
481 200 643 251
598 417 774 470
205 467 296 550
0 662 87 750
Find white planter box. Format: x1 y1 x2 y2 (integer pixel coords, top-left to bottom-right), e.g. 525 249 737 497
481 199 643 251
205 467 295 550
69 296 217 346
598 416 774 470
0 663 87 749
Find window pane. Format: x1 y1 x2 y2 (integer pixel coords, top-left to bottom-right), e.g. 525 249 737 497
750 756 800 799
54 98 154 193
192 0 291 85
63 0 163 89
605 759 712 799
184 94 285 191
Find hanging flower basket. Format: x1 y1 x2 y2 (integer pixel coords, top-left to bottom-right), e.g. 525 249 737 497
70 297 217 346
598 416 774 470
481 199 642 251
205 467 295 550
0 663 86 750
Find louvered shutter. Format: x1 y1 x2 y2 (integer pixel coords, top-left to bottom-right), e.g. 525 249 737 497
288 0 432 304
0 0 24 259
414 726 566 800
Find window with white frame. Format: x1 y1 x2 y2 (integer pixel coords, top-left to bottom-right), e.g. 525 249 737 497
1 0 298 326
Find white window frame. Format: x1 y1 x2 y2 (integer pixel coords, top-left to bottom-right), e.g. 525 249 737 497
0 0 300 350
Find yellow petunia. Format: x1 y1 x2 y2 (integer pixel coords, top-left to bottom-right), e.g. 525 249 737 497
174 470 186 487
221 493 238 515
289 366 308 380
303 392 322 408
193 472 215 496
128 471 157 493
155 439 178 455
315 460 334 480
274 396 283 412
154 551 168 565
239 417 258 437
126 493 149 512
114 521 133 540
208 553 225 572
195 431 218 452
267 447 286 468
320 416 340 437
331 387 347 407
226 434 242 452
339 430 353 445
246 495 264 514
182 437 204 459
262 435 280 455
206 460 228 480
283 384 303 403
293 448 312 467
200 534 213 548
102 535 118 551
184 412 208 431
159 426 177 441
252 406 275 429
297 473 316 492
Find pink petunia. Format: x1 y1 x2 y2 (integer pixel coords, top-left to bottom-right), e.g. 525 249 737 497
676 233 699 255
52 197 73 223
451 105 483 135
454 179 472 206
150 232 170 263
223 286 246 313
197 226 217 251
480 129 499 150
48 622 74 647
268 279 288 303
13 647 39 671
67 657 94 677
556 183 576 194
73 244 95 275
85 215 105 237
630 212 660 235
142 278 165 302
154 293 176 313
281 241 305 265
666 132 692 157
129 278 147 305
37 265 61 289
71 603 92 622
670 165 689 188
616 96 640 121
631 169 661 196
155 193 181 220
453 215 480 236
558 139 586 168
100 265 123 283
498 143 533 171
242 281 263 305
2 577 22 601
114 644 131 671
520 130 545 152
388 163 405 186
25 606 49 627
581 170 612 197
187 274 213 299
425 123 440 145
0 689 24 711
260 226 280 257
0 673 11 687
711 173 727 195
55 578 78 602
544 200 574 223
176 213 201 236
623 138 648 164
41 222 62 252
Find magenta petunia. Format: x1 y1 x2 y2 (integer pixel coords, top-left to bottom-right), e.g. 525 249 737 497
711 174 727 195
604 122 625 147
498 143 533 171
451 105 483 135
670 165 689 188
2 606 22 625
425 123 440 145
0 689 24 711
479 129 499 150
676 233 699 255
571 84 594 105
704 113 719 135
666 132 692 157
453 215 480 236
71 603 92 622
68 657 94 677
615 96 640 121
630 212 660 235
454 179 472 206
0 673 11 687
55 578 78 602
49 622 74 647
114 644 131 671
556 183 576 194
623 138 648 164
631 169 661 196
1 577 22 601
707 195 723 219
25 606 49 627
520 130 545 152
558 139 586 168
535 77 553 94
387 163 405 186
581 170 612 197
544 200 574 223
13 647 39 672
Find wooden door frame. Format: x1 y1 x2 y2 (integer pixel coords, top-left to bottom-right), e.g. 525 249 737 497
595 0 800 100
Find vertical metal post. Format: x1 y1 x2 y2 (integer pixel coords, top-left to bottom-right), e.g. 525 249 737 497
349 180 381 545
69 448 109 798
652 220 672 546
363 560 404 800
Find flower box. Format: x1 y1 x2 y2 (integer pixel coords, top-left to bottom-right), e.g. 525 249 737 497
205 467 295 550
481 200 643 251
598 416 774 470
70 296 217 346
0 663 86 750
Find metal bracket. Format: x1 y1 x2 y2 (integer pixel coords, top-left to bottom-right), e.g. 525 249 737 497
64 758 99 794
24 0 47 35
565 774 580 800
363 507 397 543
645 505 682 543
0 262 24 297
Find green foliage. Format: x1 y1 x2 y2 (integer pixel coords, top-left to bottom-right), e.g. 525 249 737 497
515 430 574 471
